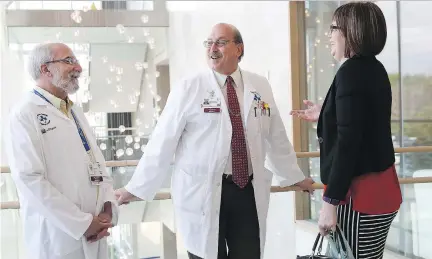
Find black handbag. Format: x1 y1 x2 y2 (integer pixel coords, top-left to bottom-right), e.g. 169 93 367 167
296 226 349 259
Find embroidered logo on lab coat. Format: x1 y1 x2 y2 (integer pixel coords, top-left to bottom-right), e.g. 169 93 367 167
37 113 50 125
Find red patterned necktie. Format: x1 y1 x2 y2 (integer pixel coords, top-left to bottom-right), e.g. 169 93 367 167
226 76 249 188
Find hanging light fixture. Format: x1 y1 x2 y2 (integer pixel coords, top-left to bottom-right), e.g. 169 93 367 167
141 14 149 24
100 143 107 150
126 148 134 156
116 24 126 34
125 136 133 144
118 125 126 133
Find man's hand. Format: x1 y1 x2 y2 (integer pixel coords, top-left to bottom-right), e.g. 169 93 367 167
99 202 113 223
86 227 110 243
295 177 315 194
115 187 137 205
87 202 113 243
84 216 113 242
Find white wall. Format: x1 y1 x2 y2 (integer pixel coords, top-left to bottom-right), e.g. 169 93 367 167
167 2 297 258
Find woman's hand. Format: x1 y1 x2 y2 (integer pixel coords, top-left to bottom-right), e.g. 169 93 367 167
318 201 338 236
290 100 322 122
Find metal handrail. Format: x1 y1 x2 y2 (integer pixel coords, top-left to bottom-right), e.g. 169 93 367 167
1 146 431 173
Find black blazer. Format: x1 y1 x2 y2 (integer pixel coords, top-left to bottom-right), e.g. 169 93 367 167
317 55 395 201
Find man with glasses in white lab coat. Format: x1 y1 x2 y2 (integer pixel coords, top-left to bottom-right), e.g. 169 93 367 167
115 23 314 259
5 43 118 259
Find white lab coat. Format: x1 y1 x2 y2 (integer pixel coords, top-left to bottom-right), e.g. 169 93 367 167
5 92 118 259
125 68 305 259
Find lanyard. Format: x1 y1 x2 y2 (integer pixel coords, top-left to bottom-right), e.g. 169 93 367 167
33 89 91 152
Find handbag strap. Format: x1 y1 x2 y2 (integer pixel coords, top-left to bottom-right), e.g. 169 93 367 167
311 233 325 256
310 225 349 257
332 225 348 254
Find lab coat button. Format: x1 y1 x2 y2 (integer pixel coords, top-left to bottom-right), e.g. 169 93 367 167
216 182 221 186
215 209 219 214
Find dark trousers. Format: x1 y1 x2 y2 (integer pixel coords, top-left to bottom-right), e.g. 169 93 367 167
188 175 260 259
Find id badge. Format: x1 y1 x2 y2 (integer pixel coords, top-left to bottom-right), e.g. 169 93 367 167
88 162 104 185
201 91 222 113
89 176 103 185
204 107 221 113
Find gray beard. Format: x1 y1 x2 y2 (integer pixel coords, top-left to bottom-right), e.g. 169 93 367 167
52 71 80 95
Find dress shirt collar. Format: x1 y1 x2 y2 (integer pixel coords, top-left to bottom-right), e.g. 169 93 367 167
212 66 242 88
35 86 73 111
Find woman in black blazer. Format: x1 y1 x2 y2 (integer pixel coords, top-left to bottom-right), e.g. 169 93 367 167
291 2 402 259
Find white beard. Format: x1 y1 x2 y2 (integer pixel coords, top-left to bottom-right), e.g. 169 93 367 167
52 71 80 95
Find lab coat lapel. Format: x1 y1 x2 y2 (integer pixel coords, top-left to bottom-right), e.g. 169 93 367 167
207 69 230 124
241 70 256 126
28 92 71 122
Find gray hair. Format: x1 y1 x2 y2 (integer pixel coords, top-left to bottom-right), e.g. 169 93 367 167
27 43 55 80
232 26 244 61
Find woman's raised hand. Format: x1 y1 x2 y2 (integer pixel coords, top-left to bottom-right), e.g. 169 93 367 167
290 100 321 122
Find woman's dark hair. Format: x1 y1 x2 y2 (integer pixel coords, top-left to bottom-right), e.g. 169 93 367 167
333 2 387 58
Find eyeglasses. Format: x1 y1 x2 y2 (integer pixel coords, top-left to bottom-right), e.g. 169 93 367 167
45 57 79 65
203 39 234 48
328 25 340 35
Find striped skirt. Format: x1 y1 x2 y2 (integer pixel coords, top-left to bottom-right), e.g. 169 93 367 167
337 201 398 259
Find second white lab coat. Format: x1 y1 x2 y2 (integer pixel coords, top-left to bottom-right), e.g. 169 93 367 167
5 92 118 259
125 68 305 259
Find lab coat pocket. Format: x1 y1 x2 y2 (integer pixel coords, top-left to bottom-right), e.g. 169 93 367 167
44 219 82 256
172 169 208 217
259 113 271 136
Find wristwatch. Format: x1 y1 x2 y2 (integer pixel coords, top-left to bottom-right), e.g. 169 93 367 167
323 196 340 205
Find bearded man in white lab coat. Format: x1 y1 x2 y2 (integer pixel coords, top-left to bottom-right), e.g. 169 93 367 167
115 23 314 259
5 43 118 259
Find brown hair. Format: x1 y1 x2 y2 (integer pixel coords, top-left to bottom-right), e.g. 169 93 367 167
333 2 387 58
